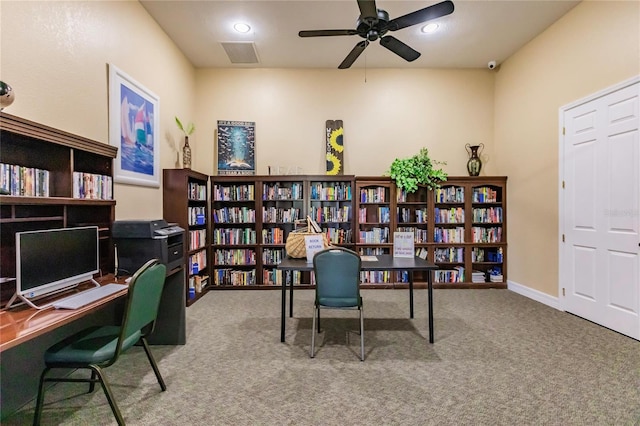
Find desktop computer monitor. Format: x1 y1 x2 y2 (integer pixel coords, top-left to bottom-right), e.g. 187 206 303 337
15 226 99 300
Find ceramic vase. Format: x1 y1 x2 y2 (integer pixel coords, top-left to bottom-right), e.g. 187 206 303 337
182 136 192 169
465 143 484 176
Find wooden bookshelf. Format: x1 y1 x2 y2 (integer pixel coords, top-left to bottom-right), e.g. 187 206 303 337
162 169 210 306
0 112 117 304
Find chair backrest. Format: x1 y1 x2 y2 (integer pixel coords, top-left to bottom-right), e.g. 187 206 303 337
313 247 361 308
118 259 166 352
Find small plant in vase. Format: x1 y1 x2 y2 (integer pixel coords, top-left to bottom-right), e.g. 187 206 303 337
175 117 195 169
388 147 448 193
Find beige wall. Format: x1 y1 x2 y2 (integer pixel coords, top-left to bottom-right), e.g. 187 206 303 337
2 1 638 297
494 0 640 296
0 0 195 220
194 68 494 176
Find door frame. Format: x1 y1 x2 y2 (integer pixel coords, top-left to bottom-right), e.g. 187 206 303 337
558 75 640 312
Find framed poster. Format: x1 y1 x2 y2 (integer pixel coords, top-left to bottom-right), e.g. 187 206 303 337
108 64 160 187
217 120 255 175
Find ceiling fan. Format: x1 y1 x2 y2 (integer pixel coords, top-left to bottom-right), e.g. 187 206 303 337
299 0 454 69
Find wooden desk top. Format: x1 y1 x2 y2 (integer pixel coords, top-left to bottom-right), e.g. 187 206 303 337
0 276 128 353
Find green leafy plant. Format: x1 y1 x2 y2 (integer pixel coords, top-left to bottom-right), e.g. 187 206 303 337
388 147 448 193
175 116 195 136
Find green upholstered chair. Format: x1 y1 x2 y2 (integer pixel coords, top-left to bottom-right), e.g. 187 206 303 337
33 259 167 426
311 247 364 361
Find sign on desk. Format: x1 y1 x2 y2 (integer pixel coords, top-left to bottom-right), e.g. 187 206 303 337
393 232 414 258
304 235 325 263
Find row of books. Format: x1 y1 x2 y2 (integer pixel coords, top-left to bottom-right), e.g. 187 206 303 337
262 207 301 223
262 248 285 265
435 186 464 203
188 206 206 226
213 207 256 223
73 172 113 200
434 266 465 283
360 270 393 283
396 189 427 203
433 227 465 243
0 163 50 197
188 182 207 201
262 183 303 200
213 249 256 266
213 268 256 286
358 227 390 244
310 205 351 223
358 206 391 223
472 247 504 262
435 247 464 263
397 226 428 243
262 269 300 285
472 227 502 243
310 183 351 201
398 207 428 224
262 228 285 244
359 187 387 203
212 184 255 201
323 227 353 244
188 229 207 251
472 207 503 223
473 187 500 203
213 228 257 245
434 207 465 224
188 251 207 274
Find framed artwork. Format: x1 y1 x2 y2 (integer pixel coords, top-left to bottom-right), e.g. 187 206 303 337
217 120 255 175
108 64 160 187
326 120 344 175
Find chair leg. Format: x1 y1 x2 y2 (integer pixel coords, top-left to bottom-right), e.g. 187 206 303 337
33 367 50 426
89 370 97 393
90 365 125 426
310 304 317 358
140 337 167 391
359 306 365 362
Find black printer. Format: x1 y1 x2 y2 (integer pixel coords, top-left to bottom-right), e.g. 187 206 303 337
112 219 184 276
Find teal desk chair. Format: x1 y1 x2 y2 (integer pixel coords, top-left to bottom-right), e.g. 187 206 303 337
33 259 168 426
311 247 364 361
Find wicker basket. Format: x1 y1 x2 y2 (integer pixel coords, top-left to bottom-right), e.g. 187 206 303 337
285 217 329 258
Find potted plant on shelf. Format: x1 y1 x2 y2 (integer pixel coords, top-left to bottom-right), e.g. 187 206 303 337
175 116 195 169
388 147 448 193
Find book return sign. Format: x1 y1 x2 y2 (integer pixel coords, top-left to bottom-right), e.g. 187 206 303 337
393 232 414 258
304 234 325 263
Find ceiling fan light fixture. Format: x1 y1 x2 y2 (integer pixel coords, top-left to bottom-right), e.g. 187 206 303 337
233 23 251 33
421 23 439 33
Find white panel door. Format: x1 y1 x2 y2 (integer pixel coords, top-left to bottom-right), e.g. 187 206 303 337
562 80 640 340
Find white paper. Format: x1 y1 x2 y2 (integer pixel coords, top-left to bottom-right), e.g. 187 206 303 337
393 231 415 258
304 234 325 263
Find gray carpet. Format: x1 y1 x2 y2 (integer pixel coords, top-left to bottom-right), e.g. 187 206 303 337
6 289 640 425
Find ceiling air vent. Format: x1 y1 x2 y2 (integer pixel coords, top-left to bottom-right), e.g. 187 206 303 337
221 42 259 64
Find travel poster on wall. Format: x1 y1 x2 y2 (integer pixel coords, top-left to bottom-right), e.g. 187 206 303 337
326 119 344 175
217 120 255 175
393 231 415 258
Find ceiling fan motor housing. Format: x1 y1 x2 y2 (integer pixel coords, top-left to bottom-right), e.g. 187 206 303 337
356 9 390 40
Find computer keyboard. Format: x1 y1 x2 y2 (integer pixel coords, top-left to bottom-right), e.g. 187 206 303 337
52 283 128 310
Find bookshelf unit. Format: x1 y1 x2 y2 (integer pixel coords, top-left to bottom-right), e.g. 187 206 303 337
429 176 507 288
0 112 117 303
162 169 210 306
209 175 355 288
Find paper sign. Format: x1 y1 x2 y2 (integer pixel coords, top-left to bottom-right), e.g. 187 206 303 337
393 232 414 258
305 234 325 263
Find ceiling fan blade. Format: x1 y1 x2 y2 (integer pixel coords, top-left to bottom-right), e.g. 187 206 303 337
339 40 369 69
299 29 358 37
380 36 420 62
388 0 455 31
357 0 378 22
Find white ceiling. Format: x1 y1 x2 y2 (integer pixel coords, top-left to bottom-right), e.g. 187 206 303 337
140 0 581 69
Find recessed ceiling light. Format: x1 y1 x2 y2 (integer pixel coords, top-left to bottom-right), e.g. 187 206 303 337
234 23 251 33
421 23 439 33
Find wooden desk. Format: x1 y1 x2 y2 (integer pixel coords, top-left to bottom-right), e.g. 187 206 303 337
277 255 438 344
0 278 128 353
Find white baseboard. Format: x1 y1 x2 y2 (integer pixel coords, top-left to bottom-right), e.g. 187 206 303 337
507 280 562 311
